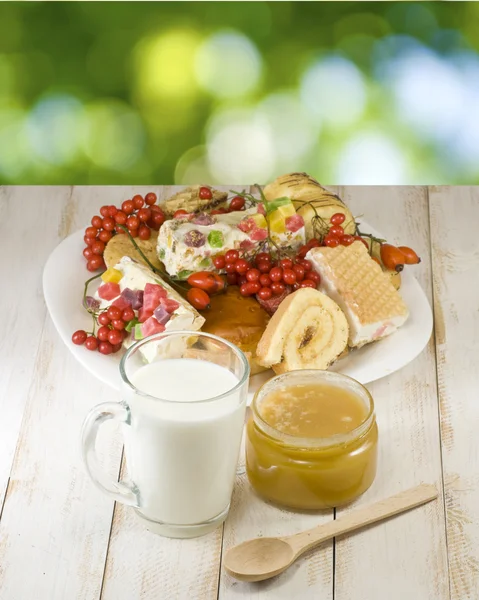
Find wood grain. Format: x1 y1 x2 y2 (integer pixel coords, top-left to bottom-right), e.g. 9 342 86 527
429 186 479 600
332 186 450 600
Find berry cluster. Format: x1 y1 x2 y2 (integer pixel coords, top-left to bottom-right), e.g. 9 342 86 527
212 249 320 301
83 192 165 272
72 304 136 355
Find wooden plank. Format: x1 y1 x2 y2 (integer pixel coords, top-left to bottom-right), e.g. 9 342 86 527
217 188 337 600
99 186 235 600
332 186 450 600
0 186 74 511
0 186 165 599
429 186 479 600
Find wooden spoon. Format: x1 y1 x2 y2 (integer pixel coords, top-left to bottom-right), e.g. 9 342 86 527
224 483 437 582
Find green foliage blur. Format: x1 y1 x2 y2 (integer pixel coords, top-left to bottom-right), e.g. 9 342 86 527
1 1 479 185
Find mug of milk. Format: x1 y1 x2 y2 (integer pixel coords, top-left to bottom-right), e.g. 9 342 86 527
81 331 250 538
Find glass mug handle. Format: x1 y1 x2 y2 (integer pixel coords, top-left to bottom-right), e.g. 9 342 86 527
81 402 140 507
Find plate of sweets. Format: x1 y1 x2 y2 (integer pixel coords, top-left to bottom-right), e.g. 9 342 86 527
43 173 432 398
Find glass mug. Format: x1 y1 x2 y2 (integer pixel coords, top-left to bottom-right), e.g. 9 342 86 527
81 331 250 538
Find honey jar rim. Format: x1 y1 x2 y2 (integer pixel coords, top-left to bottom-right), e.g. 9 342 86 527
251 369 376 449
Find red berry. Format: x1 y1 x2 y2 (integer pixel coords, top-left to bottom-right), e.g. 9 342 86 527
225 249 239 264
97 326 110 342
85 336 98 351
126 215 140 230
271 281 286 296
87 256 105 271
91 240 105 255
257 261 271 274
248 281 261 294
301 279 316 289
99 230 113 243
150 209 165 229
108 329 123 345
226 272 238 285
122 307 135 322
138 208 152 222
102 217 115 231
213 255 226 270
114 211 127 225
174 209 189 218
138 225 151 240
237 274 247 286
235 259 250 274
297 244 310 259
83 247 93 259
225 262 237 274
72 330 87 345
293 264 305 281
259 274 272 287
98 313 111 326
269 267 283 282
324 236 339 248
246 268 260 282
292 282 301 291
256 252 271 263
257 287 272 301
330 213 346 225
279 258 293 270
108 205 118 217
133 194 144 209
282 269 297 285
329 225 344 238
111 343 122 353
308 238 321 248
308 271 321 285
122 200 135 215
300 259 312 272
340 235 355 246
229 196 245 211
107 305 122 320
85 226 98 238
99 341 113 355
112 319 125 331
91 215 103 228
100 205 110 217
199 186 213 200
145 192 157 205
240 283 254 297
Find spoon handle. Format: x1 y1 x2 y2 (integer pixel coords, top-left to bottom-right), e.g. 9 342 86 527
285 484 438 557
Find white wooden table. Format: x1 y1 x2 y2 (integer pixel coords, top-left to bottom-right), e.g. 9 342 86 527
0 185 477 600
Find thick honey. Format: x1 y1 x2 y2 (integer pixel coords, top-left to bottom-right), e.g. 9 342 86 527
246 371 378 510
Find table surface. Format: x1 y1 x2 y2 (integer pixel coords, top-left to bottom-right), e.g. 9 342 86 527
0 185 477 600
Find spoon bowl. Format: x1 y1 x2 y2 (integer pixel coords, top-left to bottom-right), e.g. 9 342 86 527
224 538 294 582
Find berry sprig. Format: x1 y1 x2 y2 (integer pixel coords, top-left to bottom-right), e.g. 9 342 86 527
83 192 165 272
72 303 135 355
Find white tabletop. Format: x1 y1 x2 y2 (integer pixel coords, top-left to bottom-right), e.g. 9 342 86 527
0 185 476 600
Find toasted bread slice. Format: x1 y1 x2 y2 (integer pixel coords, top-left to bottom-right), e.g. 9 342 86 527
104 231 162 271
256 288 349 373
308 242 409 348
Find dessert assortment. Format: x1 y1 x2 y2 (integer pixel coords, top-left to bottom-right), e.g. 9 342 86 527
72 173 421 377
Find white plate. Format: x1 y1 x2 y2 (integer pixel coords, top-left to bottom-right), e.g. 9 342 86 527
43 220 433 401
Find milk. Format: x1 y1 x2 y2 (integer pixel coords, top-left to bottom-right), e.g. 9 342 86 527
123 359 246 530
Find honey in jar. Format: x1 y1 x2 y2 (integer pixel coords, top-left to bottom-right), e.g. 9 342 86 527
246 370 378 510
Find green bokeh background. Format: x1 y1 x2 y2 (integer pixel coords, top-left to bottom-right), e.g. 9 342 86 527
1 1 479 185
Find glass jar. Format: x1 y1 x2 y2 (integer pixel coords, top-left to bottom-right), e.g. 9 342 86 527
245 370 378 510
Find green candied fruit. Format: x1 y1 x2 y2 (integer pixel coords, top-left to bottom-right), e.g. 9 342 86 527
134 323 144 340
207 230 224 248
265 196 292 214
158 247 166 260
125 317 139 333
177 269 193 280
199 257 212 268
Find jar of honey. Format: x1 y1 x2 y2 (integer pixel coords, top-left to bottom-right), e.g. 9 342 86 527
245 370 378 510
